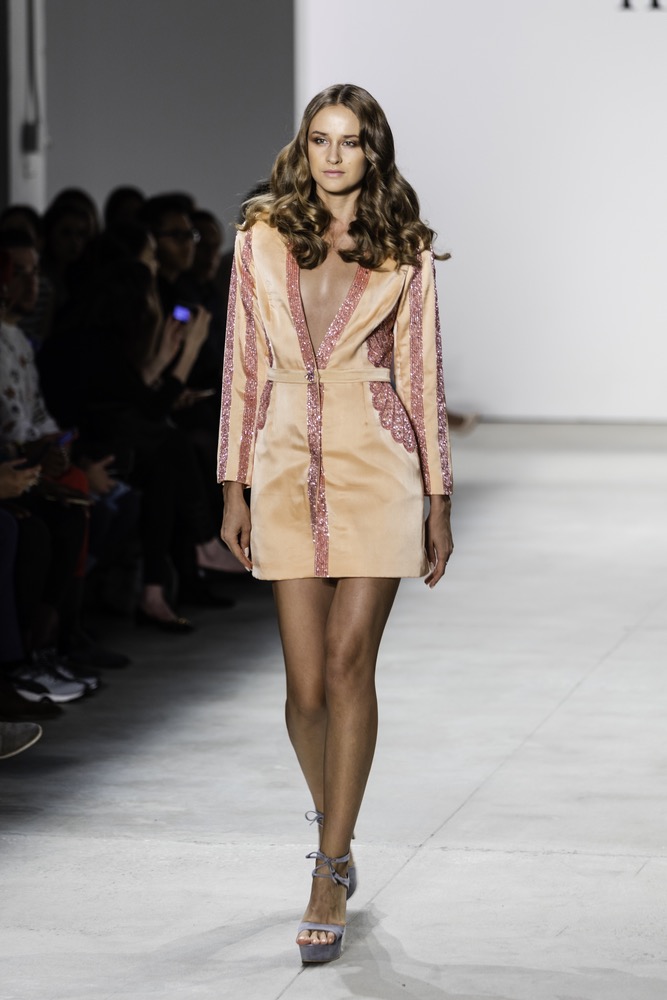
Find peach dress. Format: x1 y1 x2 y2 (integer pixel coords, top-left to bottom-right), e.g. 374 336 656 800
217 221 452 580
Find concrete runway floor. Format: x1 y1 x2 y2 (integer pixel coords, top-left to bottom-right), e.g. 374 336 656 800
1 422 666 1000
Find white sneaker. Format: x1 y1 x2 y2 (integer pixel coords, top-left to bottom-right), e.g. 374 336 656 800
52 656 100 692
13 657 87 704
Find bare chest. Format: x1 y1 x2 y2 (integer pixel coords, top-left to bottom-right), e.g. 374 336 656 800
298 253 359 354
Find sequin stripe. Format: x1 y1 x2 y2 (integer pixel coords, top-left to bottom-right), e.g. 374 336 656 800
369 382 417 452
317 267 370 368
366 308 396 368
256 380 273 430
286 252 315 372
286 252 329 575
237 231 258 483
306 382 329 576
408 263 430 493
217 258 239 481
431 252 453 493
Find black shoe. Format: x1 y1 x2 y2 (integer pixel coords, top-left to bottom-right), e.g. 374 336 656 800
68 639 131 670
179 580 236 609
134 607 195 633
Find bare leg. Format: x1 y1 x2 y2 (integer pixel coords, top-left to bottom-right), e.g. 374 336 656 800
273 576 399 947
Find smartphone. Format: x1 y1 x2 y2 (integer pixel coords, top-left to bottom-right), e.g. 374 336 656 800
172 304 192 323
56 429 77 447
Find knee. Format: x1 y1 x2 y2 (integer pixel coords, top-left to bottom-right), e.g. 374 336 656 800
285 686 326 724
324 638 376 694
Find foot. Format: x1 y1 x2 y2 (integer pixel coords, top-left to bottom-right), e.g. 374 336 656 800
196 539 246 574
297 856 348 948
138 586 181 623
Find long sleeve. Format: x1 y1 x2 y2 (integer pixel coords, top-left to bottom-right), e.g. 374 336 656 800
217 229 269 486
393 250 453 496
0 322 59 447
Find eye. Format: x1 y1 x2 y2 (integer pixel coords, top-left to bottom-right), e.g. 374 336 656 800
343 140 358 147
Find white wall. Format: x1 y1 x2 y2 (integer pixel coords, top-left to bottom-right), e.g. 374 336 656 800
296 0 667 421
45 0 294 238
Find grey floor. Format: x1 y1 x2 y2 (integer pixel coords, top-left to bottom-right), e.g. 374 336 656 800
1 423 666 1000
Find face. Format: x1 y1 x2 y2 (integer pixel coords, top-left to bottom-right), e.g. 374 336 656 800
7 247 40 315
155 212 198 275
307 104 367 200
49 212 91 264
192 219 222 283
139 233 159 277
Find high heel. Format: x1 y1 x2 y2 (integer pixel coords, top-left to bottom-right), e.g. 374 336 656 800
297 850 349 964
134 607 194 633
306 810 358 900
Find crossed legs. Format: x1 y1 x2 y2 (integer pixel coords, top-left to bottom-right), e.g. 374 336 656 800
272 576 399 947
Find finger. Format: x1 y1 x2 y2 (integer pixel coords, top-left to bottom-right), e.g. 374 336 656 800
222 528 252 571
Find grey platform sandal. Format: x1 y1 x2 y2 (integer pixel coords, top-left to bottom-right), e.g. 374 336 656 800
305 810 358 900
297 850 349 964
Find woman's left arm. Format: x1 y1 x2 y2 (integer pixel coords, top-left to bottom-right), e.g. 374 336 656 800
393 249 453 498
424 494 453 587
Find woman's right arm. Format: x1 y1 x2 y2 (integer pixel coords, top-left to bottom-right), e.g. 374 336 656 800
220 480 252 571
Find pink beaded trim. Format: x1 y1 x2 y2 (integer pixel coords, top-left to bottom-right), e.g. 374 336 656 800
217 248 239 482
366 310 396 369
237 231 257 483
408 262 430 493
369 382 417 452
257 380 273 431
431 252 453 493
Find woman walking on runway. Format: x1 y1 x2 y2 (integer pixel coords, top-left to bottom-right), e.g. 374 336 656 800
218 83 453 963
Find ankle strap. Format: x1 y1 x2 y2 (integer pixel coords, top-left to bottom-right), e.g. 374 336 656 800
306 850 351 889
305 810 324 827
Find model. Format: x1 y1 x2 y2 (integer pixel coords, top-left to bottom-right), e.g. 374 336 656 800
218 83 453 963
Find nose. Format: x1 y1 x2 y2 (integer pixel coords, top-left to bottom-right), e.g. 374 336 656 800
326 144 342 164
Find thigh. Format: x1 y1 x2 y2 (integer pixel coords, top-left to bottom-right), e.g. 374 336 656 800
273 579 337 693
325 577 400 665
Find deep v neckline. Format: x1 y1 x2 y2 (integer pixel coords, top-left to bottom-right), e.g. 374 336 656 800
287 252 370 368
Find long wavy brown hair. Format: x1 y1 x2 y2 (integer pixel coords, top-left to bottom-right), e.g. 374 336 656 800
242 84 449 270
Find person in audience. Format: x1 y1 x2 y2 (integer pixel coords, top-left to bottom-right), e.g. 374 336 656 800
139 195 200 317
0 207 52 349
103 186 145 229
0 467 87 711
49 187 101 237
80 260 236 628
40 200 95 320
0 232 127 677
142 197 236 553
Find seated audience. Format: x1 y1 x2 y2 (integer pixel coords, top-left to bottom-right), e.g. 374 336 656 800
103 186 145 229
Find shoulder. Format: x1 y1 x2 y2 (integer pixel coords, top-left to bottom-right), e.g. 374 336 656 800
0 321 32 355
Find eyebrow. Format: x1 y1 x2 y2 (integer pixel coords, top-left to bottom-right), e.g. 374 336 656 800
310 130 360 138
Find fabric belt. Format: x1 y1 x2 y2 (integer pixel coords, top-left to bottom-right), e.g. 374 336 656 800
267 367 391 384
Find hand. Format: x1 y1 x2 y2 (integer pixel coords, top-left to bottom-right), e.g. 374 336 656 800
221 481 252 571
0 459 41 499
81 454 117 495
22 434 71 479
156 315 186 366
182 307 211 354
424 495 453 588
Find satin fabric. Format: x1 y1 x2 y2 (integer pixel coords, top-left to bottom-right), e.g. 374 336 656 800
217 221 452 580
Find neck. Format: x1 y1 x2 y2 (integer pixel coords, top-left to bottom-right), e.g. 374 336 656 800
317 189 359 229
